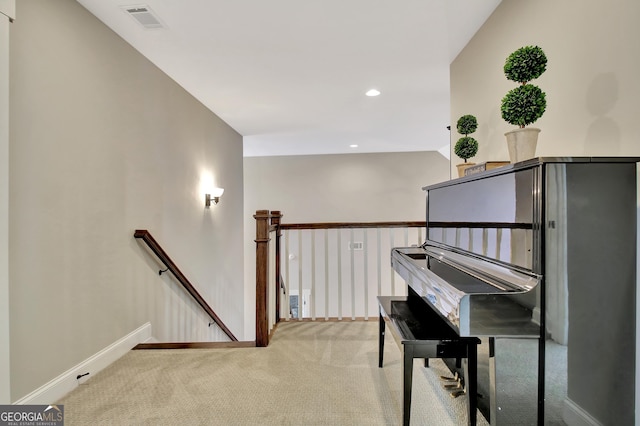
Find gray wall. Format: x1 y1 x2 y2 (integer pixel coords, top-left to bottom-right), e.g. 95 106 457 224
0 0 13 404
8 0 244 401
243 151 449 338
450 0 640 170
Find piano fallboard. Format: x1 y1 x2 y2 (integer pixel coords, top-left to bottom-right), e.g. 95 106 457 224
391 245 540 337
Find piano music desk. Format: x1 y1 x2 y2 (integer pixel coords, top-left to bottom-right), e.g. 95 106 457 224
378 295 480 426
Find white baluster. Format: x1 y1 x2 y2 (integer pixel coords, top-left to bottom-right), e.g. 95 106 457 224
363 230 369 320
311 230 316 320
337 230 343 320
298 230 303 320
324 229 329 321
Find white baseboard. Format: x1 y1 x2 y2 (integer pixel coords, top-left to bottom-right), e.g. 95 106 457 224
563 397 603 426
14 322 152 405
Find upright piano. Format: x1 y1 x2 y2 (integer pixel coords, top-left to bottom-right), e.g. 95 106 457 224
390 157 638 425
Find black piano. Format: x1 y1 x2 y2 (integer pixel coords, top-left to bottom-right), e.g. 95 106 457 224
383 158 638 425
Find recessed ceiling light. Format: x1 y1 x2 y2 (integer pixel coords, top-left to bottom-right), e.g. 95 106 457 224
350 144 358 148
365 89 380 97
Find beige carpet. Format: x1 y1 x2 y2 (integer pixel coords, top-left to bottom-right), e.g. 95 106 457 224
58 321 489 425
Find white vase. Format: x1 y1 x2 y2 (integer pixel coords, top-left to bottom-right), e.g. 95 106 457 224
505 127 540 163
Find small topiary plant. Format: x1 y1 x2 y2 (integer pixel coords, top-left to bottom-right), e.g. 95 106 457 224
501 46 547 128
456 114 478 135
454 115 478 163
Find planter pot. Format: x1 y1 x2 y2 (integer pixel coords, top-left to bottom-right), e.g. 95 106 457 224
505 128 540 163
456 162 475 178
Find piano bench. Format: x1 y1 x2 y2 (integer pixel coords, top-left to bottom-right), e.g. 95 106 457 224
377 295 480 426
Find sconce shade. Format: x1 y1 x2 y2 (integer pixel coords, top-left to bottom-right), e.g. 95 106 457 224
205 187 224 207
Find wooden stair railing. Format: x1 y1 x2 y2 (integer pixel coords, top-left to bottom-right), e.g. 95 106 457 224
280 221 426 230
254 210 282 347
254 212 429 346
134 229 238 342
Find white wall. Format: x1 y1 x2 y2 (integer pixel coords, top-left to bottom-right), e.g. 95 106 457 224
243 151 449 338
450 0 640 171
9 0 244 401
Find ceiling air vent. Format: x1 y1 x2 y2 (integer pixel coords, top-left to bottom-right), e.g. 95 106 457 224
122 5 165 29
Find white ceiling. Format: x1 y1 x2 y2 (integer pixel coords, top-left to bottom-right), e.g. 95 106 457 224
76 0 501 157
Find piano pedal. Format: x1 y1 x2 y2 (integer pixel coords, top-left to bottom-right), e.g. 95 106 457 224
442 372 462 391
450 389 466 398
439 372 459 382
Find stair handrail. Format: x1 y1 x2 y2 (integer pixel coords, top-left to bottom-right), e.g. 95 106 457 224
134 229 238 341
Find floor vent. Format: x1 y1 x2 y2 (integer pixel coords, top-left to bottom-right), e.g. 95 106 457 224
122 5 165 29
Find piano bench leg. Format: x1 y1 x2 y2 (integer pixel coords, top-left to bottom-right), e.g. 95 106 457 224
403 345 414 426
464 341 478 426
424 358 429 368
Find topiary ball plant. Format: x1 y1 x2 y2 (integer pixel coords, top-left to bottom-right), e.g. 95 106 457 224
501 46 547 128
501 84 546 128
456 114 478 136
503 46 547 84
454 114 479 163
454 137 478 163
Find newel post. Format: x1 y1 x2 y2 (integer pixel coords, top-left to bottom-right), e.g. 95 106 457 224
254 210 271 347
270 211 283 323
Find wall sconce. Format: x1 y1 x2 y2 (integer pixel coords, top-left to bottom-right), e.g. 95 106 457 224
205 188 224 207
